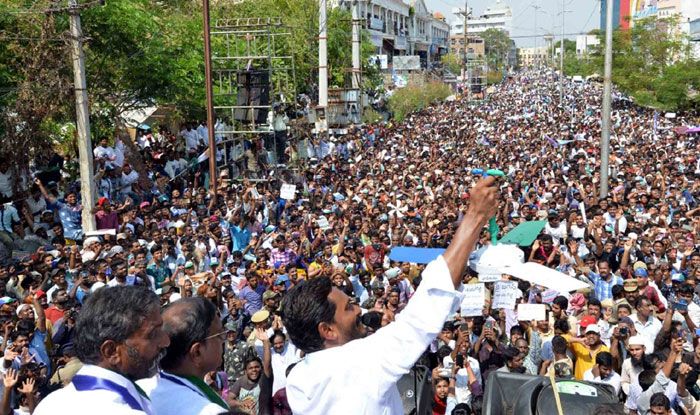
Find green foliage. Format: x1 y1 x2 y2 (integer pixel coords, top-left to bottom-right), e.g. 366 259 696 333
481 28 511 71
562 16 698 111
387 82 451 122
487 71 503 85
441 53 462 75
361 107 383 124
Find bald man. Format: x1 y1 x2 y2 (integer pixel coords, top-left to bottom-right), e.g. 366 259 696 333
144 297 229 415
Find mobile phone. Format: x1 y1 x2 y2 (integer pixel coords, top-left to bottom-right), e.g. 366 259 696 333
456 354 465 368
484 321 493 330
675 299 688 312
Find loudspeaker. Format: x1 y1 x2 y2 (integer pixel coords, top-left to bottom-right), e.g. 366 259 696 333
397 365 431 415
234 70 270 124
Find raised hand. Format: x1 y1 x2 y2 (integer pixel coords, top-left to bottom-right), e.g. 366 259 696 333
18 377 35 395
3 368 17 389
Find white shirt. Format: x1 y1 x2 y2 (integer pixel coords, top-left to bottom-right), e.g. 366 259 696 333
630 313 662 353
142 372 226 415
271 342 303 395
620 357 643 395
34 364 154 415
286 255 462 415
583 368 621 394
0 204 19 233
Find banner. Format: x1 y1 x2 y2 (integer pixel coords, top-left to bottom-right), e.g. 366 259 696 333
280 183 296 200
517 303 546 321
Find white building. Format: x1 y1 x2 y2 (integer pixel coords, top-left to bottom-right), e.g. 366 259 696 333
409 0 450 66
517 46 548 67
451 0 513 36
575 35 600 56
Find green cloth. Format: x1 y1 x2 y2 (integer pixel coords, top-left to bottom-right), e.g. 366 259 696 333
184 375 230 410
499 220 547 246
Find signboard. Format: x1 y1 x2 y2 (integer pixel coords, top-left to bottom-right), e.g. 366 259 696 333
393 55 421 71
479 273 501 283
461 283 485 317
316 215 331 230
280 183 296 200
493 281 519 310
369 17 384 31
517 303 546 321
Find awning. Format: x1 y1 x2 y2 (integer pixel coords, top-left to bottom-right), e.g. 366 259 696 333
370 34 383 47
121 106 158 128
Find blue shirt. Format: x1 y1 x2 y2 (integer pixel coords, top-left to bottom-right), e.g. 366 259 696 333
587 272 623 301
229 225 251 252
56 200 83 240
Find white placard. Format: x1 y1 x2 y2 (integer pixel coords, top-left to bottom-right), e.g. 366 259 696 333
317 216 331 230
479 273 501 283
493 281 519 310
280 183 296 200
461 283 485 317
517 303 546 321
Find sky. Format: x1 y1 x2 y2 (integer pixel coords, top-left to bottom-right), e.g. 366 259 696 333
425 0 601 47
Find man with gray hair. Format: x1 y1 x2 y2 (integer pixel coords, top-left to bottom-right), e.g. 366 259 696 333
35 285 170 415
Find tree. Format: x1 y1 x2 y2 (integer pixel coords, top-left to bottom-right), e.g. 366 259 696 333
481 28 511 71
440 53 462 75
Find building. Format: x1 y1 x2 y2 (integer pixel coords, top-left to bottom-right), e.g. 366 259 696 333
517 46 549 67
335 0 411 58
409 0 450 67
449 35 485 58
450 0 513 36
601 0 700 32
691 18 700 58
575 35 600 56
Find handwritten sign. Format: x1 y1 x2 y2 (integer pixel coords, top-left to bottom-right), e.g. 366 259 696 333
280 183 296 200
517 303 546 321
493 281 519 310
461 283 485 317
541 289 559 304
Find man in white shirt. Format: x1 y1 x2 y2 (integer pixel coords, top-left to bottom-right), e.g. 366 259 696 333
282 178 498 414
620 335 646 395
269 330 302 397
34 285 170 415
144 297 229 415
93 138 117 169
630 297 662 353
121 163 140 197
583 351 621 394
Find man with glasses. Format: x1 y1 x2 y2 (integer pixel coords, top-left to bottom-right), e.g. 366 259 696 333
146 297 230 414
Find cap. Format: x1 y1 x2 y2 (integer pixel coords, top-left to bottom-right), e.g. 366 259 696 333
262 290 279 302
628 335 646 347
672 272 685 282
634 268 648 278
116 233 128 241
251 309 270 324
275 275 289 285
225 320 238 332
0 297 16 306
585 324 600 334
97 197 108 207
371 280 385 291
623 279 638 292
579 315 597 328
83 236 100 247
184 261 194 269
139 201 151 209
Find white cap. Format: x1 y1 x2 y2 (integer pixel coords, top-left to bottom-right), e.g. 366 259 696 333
628 335 646 347
585 324 600 334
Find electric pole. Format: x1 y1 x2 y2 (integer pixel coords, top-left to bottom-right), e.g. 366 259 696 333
559 0 564 106
351 1 361 91
318 0 328 110
202 0 217 192
456 2 469 95
533 5 539 68
68 0 96 232
600 0 614 198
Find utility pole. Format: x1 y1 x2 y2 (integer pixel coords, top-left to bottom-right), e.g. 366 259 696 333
351 0 362 122
318 0 328 109
600 0 614 198
456 2 469 95
533 5 539 68
559 0 565 106
202 0 217 191
68 0 96 232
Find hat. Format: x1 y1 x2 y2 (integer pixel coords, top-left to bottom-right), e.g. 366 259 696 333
579 315 597 328
139 201 151 209
371 280 385 291
210 257 219 266
97 197 109 207
262 290 279 302
108 246 124 257
225 320 238 332
671 272 685 282
634 268 648 278
251 309 270 324
275 275 289 285
184 261 194 269
83 236 100 247
116 233 128 241
16 304 33 317
628 335 646 347
0 297 15 306
569 293 586 312
623 279 638 292
585 324 601 334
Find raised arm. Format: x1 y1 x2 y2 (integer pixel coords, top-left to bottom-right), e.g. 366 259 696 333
33 179 56 204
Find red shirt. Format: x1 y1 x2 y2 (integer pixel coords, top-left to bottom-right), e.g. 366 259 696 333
45 305 65 324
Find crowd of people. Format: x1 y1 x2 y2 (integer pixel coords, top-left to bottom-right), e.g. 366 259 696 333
0 68 697 414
